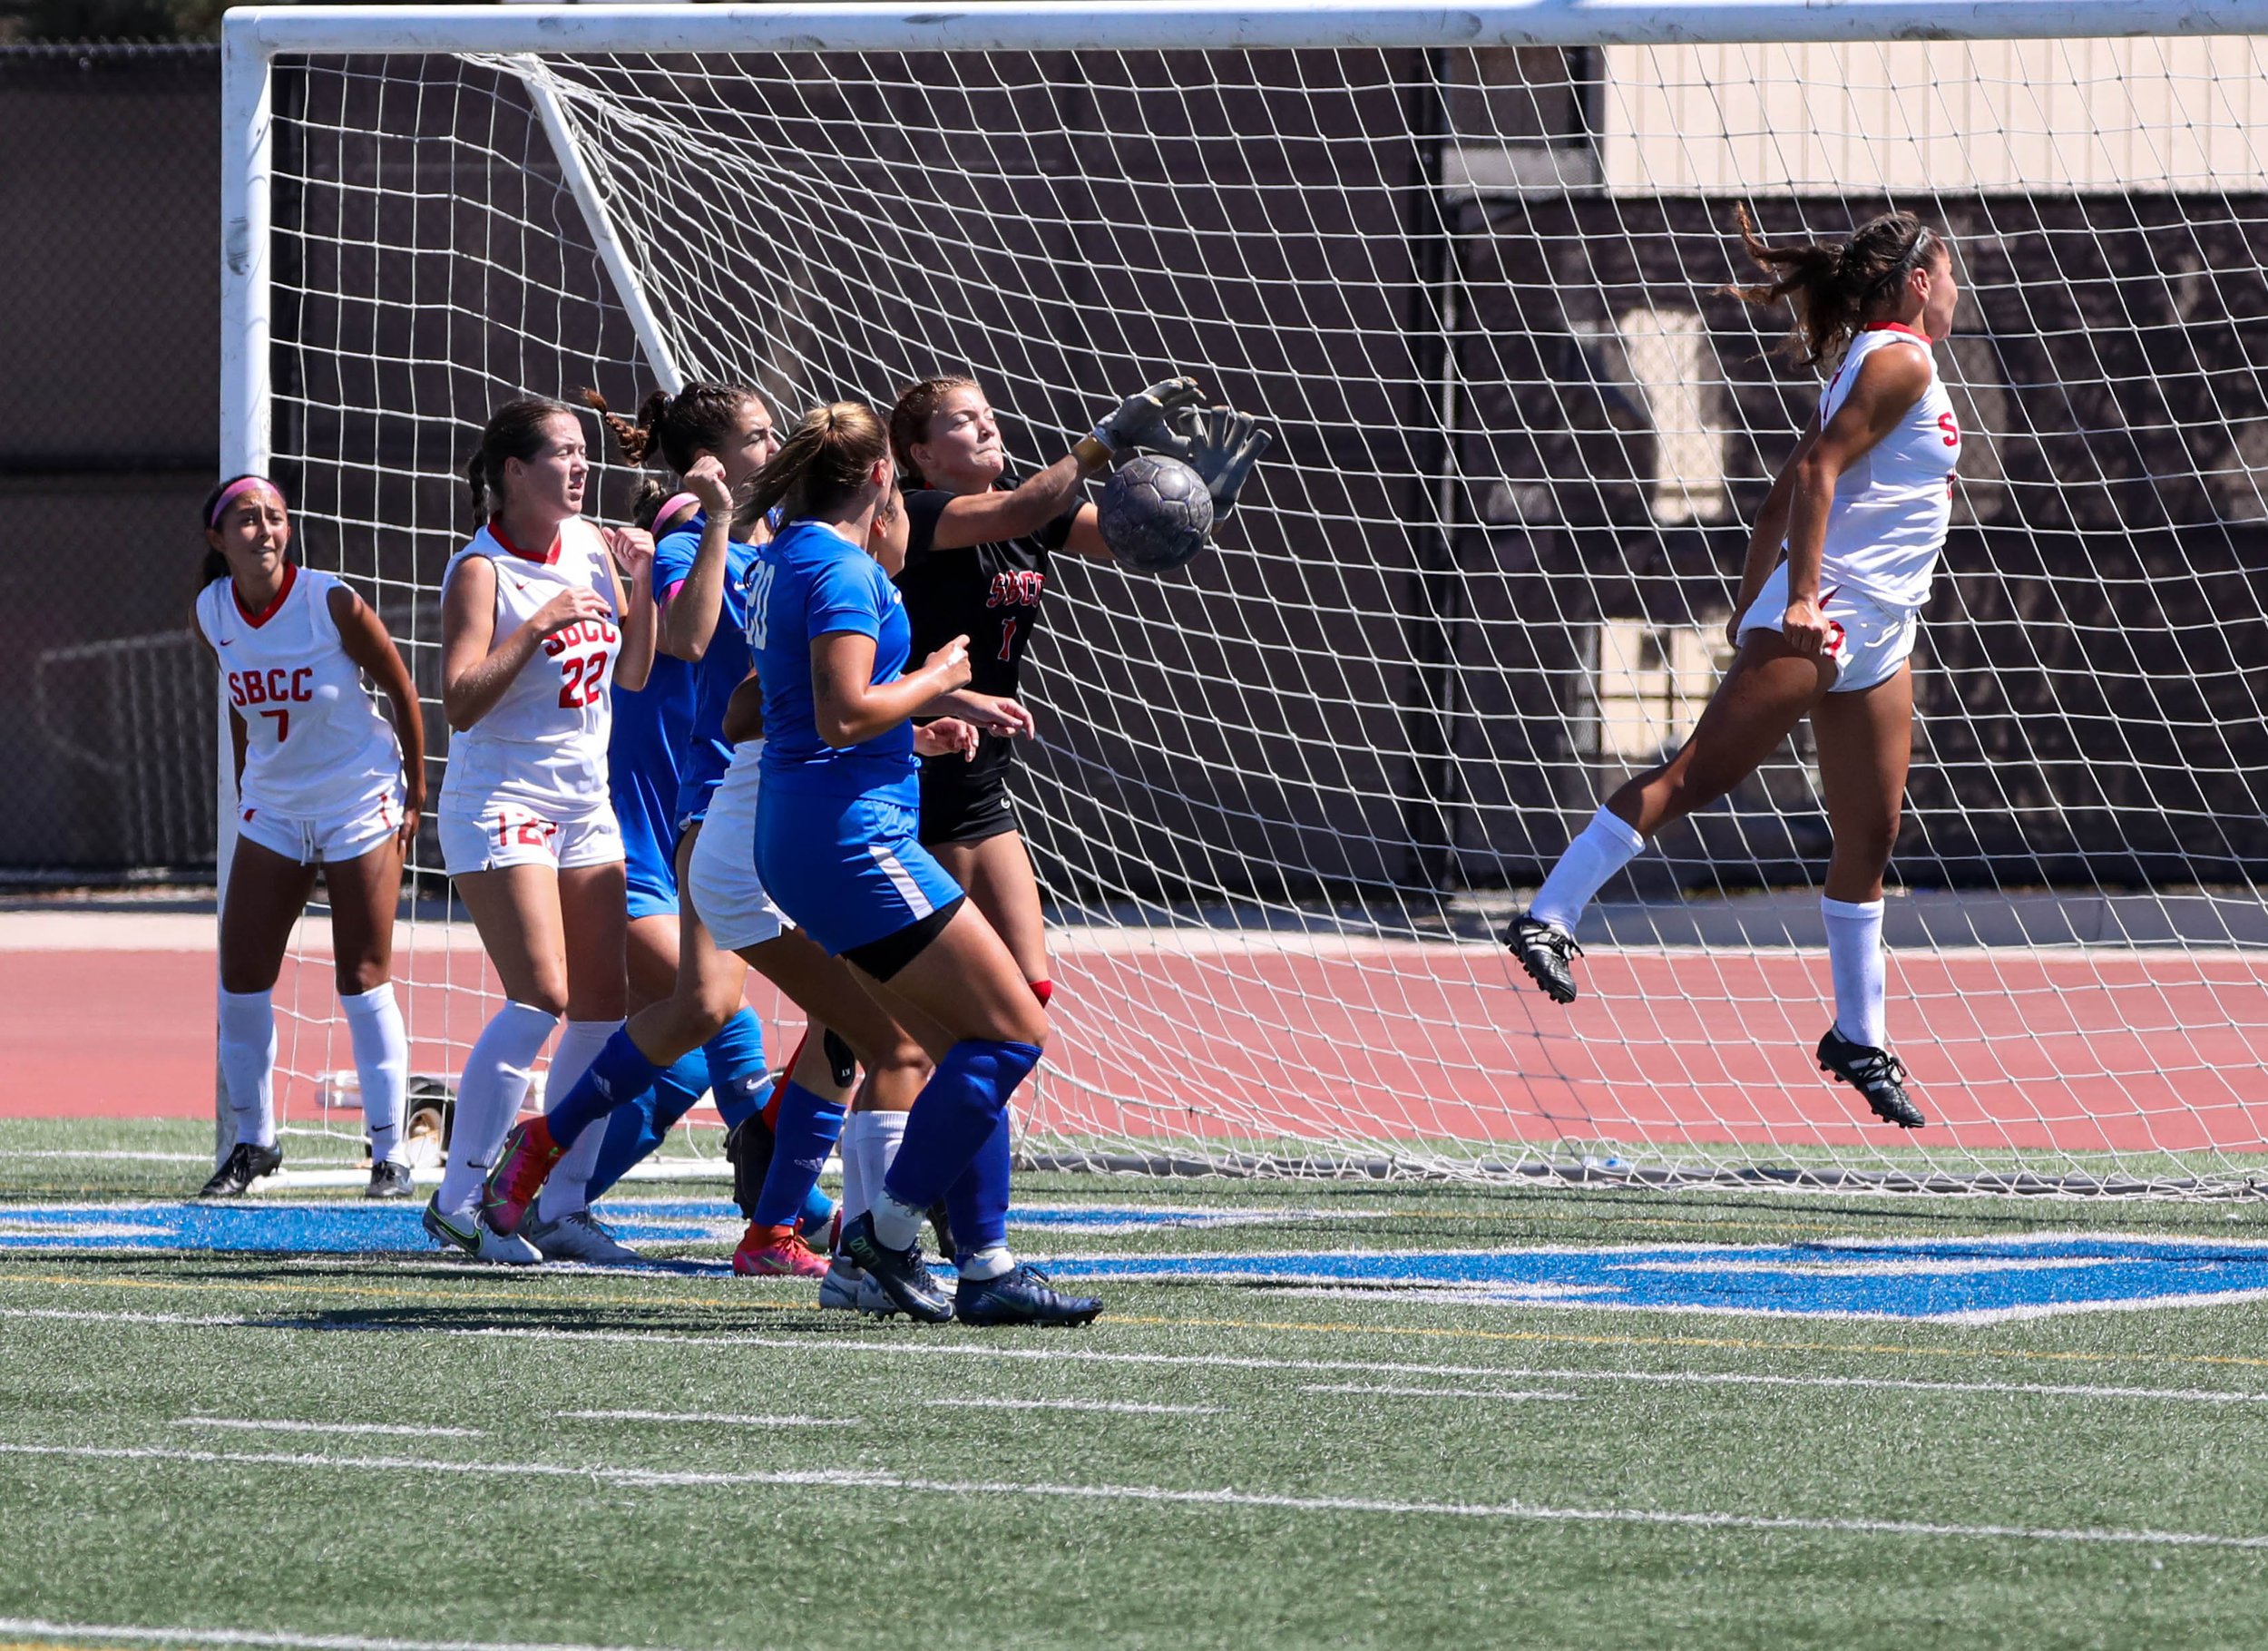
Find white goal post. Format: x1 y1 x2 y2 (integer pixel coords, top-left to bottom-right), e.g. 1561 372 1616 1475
218 1 2268 1193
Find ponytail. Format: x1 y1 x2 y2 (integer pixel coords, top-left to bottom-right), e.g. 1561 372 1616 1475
465 396 575 522
582 382 764 476
1725 204 1945 367
744 400 890 526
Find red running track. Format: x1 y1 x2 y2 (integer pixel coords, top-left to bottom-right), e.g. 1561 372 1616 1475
6 943 2266 1159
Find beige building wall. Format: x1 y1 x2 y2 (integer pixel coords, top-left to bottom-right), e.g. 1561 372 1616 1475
1600 38 2268 193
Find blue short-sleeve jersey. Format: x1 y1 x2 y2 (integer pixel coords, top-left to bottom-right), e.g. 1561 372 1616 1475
654 512 763 827
751 518 917 803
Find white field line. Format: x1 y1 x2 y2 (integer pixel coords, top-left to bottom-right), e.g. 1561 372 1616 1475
555 1410 857 1428
174 1417 484 1438
924 1396 1224 1416
2 1441 2265 1552
13 1304 2268 1409
1300 1383 1583 1402
0 1614 677 1651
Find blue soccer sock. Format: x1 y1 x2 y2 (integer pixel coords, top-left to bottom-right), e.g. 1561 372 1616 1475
943 1109 1012 1273
800 1183 837 1237
702 1008 769 1133
583 1050 709 1203
544 1026 663 1150
875 1039 1041 1248
751 1080 847 1228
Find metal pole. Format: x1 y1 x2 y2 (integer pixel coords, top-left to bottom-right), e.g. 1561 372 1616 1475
514 58 687 395
230 0 2268 56
214 15 273 1167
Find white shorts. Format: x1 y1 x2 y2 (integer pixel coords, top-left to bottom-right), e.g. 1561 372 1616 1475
236 784 403 866
438 796 624 876
1737 562 1920 694
684 760 787 952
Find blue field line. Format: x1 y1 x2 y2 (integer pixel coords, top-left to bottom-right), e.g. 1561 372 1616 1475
1050 1234 2268 1324
0 1199 1322 1257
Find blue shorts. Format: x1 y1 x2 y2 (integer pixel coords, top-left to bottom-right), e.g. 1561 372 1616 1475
755 788 964 956
673 773 723 838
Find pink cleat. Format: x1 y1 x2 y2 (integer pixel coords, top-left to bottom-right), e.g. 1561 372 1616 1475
481 1116 564 1236
733 1221 829 1278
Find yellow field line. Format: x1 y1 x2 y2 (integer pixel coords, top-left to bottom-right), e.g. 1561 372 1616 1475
11 1265 2268 1373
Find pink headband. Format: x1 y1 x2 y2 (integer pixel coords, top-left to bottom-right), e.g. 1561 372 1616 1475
209 476 285 527
654 492 701 530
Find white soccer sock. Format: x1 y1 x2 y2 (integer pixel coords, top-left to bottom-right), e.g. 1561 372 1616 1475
339 983 408 1168
1529 806 1647 933
536 1018 623 1222
959 1246 1015 1282
217 987 278 1149
838 1111 873 1226
435 1000 557 1218
1821 896 1889 1050
863 1109 919 1249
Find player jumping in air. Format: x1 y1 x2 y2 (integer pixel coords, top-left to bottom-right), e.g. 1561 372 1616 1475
1505 208 1960 1131
423 397 656 1263
193 475 425 1199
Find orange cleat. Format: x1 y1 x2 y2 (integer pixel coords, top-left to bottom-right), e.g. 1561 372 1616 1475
481 1115 564 1236
733 1221 829 1278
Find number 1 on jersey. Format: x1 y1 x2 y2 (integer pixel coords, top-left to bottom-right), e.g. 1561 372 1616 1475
998 617 1017 662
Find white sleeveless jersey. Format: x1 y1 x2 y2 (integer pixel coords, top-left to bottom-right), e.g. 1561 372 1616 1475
1811 323 1961 612
439 517 622 816
195 565 403 821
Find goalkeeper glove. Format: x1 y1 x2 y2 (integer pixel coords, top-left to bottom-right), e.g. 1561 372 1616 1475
1163 404 1272 522
1089 376 1206 458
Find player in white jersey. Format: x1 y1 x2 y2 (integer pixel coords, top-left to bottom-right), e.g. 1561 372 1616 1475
1506 210 1961 1130
424 396 657 1263
191 474 425 1199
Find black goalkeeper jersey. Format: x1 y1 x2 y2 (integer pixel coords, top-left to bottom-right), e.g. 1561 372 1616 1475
895 485 1078 708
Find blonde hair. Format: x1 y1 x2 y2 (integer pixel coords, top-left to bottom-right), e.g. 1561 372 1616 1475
744 400 890 523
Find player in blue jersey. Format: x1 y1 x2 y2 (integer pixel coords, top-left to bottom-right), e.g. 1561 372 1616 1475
743 397 1193 1327
483 384 957 1283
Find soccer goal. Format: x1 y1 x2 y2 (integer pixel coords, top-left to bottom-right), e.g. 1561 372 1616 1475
218 0 2268 1194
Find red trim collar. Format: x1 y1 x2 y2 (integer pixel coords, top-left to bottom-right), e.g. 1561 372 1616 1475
488 516 563 565
1864 321 1932 342
233 560 298 628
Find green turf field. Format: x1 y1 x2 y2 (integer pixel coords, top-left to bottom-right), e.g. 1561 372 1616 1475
7 1119 2268 1650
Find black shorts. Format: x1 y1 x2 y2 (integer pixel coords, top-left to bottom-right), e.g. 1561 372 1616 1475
918 749 1020 848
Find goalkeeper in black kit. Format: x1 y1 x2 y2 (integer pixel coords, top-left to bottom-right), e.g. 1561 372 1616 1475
867 374 1266 1040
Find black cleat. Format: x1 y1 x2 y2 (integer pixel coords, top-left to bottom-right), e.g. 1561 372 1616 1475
927 1199 955 1262
1503 911 1582 1004
1818 1027 1925 1128
365 1160 415 1200
198 1140 283 1198
955 1264 1103 1328
839 1211 953 1324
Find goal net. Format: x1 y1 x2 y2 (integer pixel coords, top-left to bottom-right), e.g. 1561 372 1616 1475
225 4 2268 1193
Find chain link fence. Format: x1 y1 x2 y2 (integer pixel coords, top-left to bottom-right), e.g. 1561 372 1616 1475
1 43 219 879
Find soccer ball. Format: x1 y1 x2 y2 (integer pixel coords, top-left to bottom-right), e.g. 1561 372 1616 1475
1098 454 1214 572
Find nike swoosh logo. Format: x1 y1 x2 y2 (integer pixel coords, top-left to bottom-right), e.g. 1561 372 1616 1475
218 638 233 646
